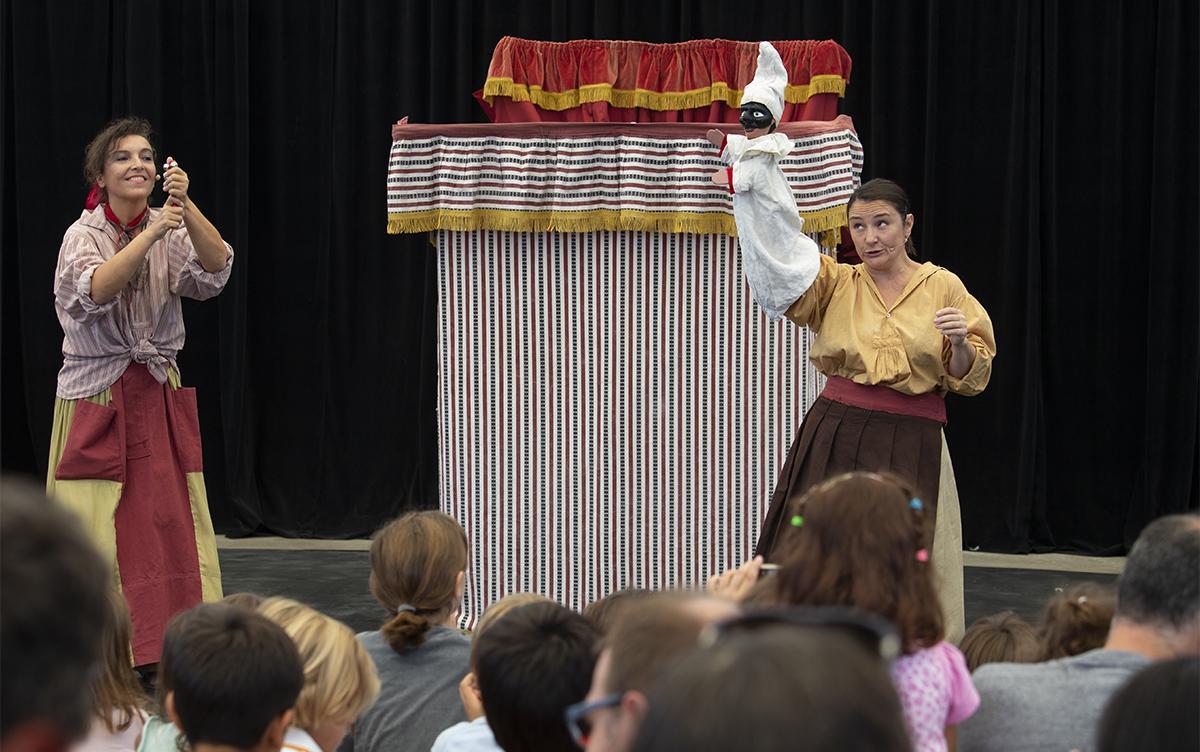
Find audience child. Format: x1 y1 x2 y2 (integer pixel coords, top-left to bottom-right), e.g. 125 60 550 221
1037 582 1117 661
472 601 598 752
1 476 110 752
959 611 1039 672
630 624 910 752
162 603 304 752
342 511 472 752
754 472 979 752
581 588 652 637
257 598 381 752
76 590 150 752
960 513 1200 752
568 592 738 752
136 607 188 752
1096 656 1200 752
433 593 553 752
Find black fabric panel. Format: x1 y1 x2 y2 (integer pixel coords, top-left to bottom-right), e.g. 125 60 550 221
3 0 1196 548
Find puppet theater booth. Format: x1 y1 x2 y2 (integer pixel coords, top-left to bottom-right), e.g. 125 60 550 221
387 38 859 625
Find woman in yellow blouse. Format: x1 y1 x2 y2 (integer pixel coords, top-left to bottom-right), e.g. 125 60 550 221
754 178 996 641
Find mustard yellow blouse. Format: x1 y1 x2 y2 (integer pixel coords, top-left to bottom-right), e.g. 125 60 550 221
785 254 996 397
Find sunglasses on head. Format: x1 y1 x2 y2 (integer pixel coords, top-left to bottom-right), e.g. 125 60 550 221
701 606 902 663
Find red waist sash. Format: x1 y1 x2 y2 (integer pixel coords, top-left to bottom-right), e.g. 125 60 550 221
821 375 947 425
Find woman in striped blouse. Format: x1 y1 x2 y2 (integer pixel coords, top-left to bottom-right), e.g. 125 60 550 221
47 116 233 669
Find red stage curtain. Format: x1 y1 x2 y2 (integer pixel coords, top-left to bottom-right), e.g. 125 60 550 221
477 37 851 123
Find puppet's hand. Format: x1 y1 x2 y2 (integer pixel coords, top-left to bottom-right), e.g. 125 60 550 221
710 168 730 187
705 128 725 148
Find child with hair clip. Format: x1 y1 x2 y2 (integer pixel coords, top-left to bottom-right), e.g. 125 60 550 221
760 471 979 752
77 590 149 752
341 511 472 752
1036 582 1116 661
257 598 380 752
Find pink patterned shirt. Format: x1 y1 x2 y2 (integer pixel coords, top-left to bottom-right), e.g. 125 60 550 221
891 641 980 752
53 206 233 399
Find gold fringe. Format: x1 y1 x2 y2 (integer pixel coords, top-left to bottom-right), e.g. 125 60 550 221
818 228 843 250
785 74 848 101
799 204 848 236
483 75 848 112
389 209 739 236
390 204 849 240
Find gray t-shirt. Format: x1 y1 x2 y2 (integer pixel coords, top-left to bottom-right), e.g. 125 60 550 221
958 648 1150 752
342 626 471 752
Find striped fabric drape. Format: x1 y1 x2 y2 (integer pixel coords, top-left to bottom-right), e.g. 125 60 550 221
386 117 865 248
437 229 826 626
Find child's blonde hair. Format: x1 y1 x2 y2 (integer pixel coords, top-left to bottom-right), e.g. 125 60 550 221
257 597 381 729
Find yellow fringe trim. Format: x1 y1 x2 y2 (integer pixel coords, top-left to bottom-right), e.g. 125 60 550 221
799 204 848 236
389 204 848 240
390 209 737 236
483 74 847 112
818 228 843 250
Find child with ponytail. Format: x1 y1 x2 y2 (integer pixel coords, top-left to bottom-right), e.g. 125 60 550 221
341 511 471 752
1037 582 1116 661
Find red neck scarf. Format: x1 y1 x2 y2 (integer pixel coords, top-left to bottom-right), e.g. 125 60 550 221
102 203 149 235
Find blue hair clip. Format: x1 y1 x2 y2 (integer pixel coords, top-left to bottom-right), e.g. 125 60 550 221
909 498 924 511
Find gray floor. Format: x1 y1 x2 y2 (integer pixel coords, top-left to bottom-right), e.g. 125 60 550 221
218 548 1119 634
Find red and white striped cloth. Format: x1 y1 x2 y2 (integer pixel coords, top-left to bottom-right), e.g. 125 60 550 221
437 229 828 626
387 116 863 240
387 119 865 625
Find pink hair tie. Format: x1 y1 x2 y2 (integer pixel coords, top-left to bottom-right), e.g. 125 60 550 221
915 549 929 562
84 183 103 210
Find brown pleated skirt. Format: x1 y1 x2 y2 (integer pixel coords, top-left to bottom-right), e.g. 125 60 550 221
755 395 966 641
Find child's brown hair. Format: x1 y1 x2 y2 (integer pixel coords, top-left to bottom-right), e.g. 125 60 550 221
369 511 469 654
90 589 148 732
767 472 943 652
959 611 1039 672
1038 582 1116 660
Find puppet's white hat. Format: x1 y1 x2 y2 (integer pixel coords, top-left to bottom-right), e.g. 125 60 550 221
740 41 788 123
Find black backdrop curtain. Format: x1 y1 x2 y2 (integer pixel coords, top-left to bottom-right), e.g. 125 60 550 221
3 1 1197 551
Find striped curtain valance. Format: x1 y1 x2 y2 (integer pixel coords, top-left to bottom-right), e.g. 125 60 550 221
388 117 864 248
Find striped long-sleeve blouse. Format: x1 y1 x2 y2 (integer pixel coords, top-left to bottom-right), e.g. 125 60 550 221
53 205 233 399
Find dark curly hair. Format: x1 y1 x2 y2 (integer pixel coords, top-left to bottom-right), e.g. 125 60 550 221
82 116 156 202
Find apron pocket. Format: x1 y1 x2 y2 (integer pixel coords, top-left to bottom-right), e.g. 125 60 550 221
168 387 204 473
55 400 124 482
